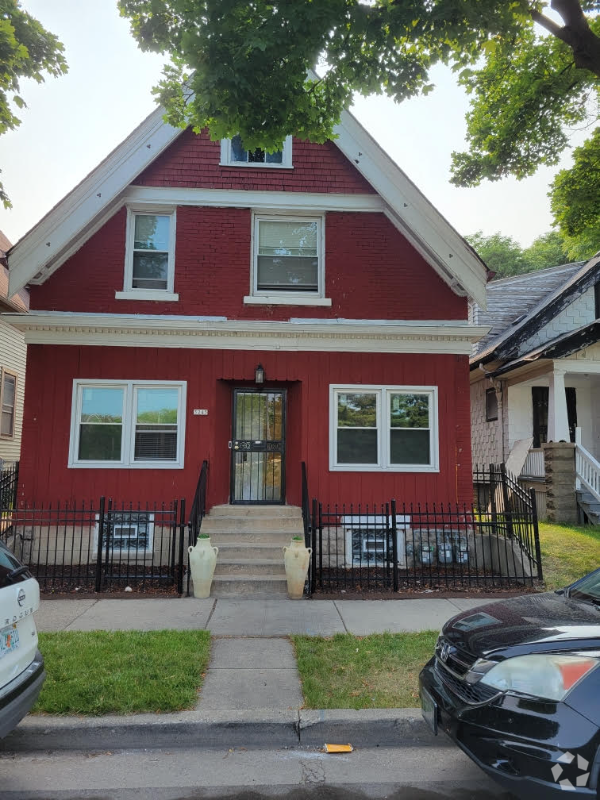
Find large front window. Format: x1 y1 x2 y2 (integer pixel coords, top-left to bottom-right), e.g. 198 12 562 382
330 385 438 471
69 381 186 468
254 216 322 296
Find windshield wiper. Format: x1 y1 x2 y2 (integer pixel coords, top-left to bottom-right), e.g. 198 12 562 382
6 566 30 582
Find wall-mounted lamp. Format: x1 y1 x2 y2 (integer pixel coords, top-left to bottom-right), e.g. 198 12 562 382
254 364 265 385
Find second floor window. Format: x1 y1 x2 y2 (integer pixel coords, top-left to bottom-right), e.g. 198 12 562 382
0 369 16 438
123 210 176 298
254 216 323 296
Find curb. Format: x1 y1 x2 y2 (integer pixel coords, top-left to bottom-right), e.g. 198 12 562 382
1 708 445 752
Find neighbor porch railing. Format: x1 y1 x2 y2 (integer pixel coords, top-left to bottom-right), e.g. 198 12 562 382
520 449 545 479
575 429 600 502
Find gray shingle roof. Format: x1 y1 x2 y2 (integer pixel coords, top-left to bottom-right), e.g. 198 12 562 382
473 262 585 356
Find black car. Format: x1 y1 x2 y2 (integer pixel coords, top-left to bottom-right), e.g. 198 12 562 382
419 568 600 799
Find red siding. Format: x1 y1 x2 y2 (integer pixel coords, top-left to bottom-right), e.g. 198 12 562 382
18 346 473 508
135 130 376 194
29 208 467 321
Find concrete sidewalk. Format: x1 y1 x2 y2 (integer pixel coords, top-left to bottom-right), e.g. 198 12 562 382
36 595 492 635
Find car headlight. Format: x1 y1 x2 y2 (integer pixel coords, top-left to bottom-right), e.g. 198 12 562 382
480 654 599 701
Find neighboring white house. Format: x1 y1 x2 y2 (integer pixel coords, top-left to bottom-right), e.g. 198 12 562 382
0 232 29 465
470 255 600 517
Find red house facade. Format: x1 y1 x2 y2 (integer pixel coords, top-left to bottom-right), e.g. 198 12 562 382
6 109 488 512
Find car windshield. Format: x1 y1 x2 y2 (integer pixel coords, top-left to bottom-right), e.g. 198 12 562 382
569 570 600 606
0 541 31 589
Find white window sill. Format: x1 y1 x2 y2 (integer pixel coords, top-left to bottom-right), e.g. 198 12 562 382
115 291 179 302
219 162 294 169
330 465 439 473
244 295 332 307
68 462 184 470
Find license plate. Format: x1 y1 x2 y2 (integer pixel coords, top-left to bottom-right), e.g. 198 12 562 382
0 625 19 660
421 687 438 735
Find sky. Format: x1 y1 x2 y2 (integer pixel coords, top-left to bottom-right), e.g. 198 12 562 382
0 0 582 248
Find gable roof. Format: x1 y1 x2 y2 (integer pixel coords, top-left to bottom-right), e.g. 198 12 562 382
7 106 488 307
471 255 599 367
0 231 28 313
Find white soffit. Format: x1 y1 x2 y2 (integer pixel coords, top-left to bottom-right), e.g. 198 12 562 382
8 102 488 307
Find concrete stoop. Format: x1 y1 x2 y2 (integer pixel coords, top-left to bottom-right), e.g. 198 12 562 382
576 489 600 525
201 504 304 596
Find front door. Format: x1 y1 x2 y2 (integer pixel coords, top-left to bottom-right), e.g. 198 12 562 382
230 389 286 504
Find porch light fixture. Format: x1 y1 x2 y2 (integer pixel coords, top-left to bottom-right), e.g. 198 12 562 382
254 364 265 385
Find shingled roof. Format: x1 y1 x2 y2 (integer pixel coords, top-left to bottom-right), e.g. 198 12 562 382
471 258 597 365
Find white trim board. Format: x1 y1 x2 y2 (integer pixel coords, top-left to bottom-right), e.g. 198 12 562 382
2 312 489 355
7 103 488 306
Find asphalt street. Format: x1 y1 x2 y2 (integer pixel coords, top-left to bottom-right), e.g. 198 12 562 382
0 744 514 800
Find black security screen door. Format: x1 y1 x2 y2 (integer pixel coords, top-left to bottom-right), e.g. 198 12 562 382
231 390 286 504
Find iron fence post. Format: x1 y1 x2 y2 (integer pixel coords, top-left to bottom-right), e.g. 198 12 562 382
530 488 543 582
391 499 399 592
94 496 105 593
177 498 186 595
311 498 317 593
500 463 515 538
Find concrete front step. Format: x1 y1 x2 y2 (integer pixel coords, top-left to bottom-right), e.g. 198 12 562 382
202 517 304 533
209 504 302 519
204 530 299 544
215 559 286 577
211 575 288 596
214 543 287 560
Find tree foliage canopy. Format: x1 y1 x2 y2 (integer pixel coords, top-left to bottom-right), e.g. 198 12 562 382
0 1 67 207
465 230 587 278
119 0 599 165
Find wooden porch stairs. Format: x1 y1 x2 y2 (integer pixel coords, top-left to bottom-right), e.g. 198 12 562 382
200 505 304 595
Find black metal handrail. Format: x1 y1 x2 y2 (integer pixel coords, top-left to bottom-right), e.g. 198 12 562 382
187 460 208 596
188 460 208 547
301 461 314 596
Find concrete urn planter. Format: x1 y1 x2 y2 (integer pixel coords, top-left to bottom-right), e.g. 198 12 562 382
283 538 312 600
188 537 219 599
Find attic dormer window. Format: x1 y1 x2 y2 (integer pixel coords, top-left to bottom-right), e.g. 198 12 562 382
220 136 293 168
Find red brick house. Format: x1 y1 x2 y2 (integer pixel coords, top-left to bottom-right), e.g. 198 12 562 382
5 107 488 513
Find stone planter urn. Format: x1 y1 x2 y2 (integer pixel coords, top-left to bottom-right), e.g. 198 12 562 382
188 536 219 599
283 537 312 600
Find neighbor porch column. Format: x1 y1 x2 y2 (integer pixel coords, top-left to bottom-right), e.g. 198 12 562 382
547 368 570 442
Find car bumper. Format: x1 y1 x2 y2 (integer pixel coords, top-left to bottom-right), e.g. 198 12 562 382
0 651 45 739
419 659 600 800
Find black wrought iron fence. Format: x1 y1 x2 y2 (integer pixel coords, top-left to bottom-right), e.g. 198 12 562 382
308 496 542 595
0 497 187 593
0 461 18 510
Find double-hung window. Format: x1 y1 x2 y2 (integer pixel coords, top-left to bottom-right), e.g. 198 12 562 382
252 215 324 298
220 136 292 168
0 369 16 438
118 209 177 301
69 380 186 468
330 385 438 472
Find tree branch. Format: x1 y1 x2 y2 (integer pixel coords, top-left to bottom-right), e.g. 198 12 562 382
529 0 600 77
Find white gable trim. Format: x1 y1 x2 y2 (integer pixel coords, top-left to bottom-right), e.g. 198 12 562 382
8 107 488 306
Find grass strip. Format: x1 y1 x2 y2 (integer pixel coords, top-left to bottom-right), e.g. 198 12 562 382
35 630 211 715
292 631 437 710
539 522 600 590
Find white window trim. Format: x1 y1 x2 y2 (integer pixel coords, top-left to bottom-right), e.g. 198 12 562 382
0 368 17 440
220 136 293 168
120 207 177 299
94 512 155 555
329 384 439 473
68 379 186 469
251 211 326 301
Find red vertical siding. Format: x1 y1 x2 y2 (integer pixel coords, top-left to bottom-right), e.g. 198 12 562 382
19 346 473 508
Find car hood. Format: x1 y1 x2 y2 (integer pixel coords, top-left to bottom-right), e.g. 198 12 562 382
443 592 600 658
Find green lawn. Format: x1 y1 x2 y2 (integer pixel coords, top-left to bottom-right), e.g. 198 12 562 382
292 631 437 709
35 630 211 715
539 522 600 590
